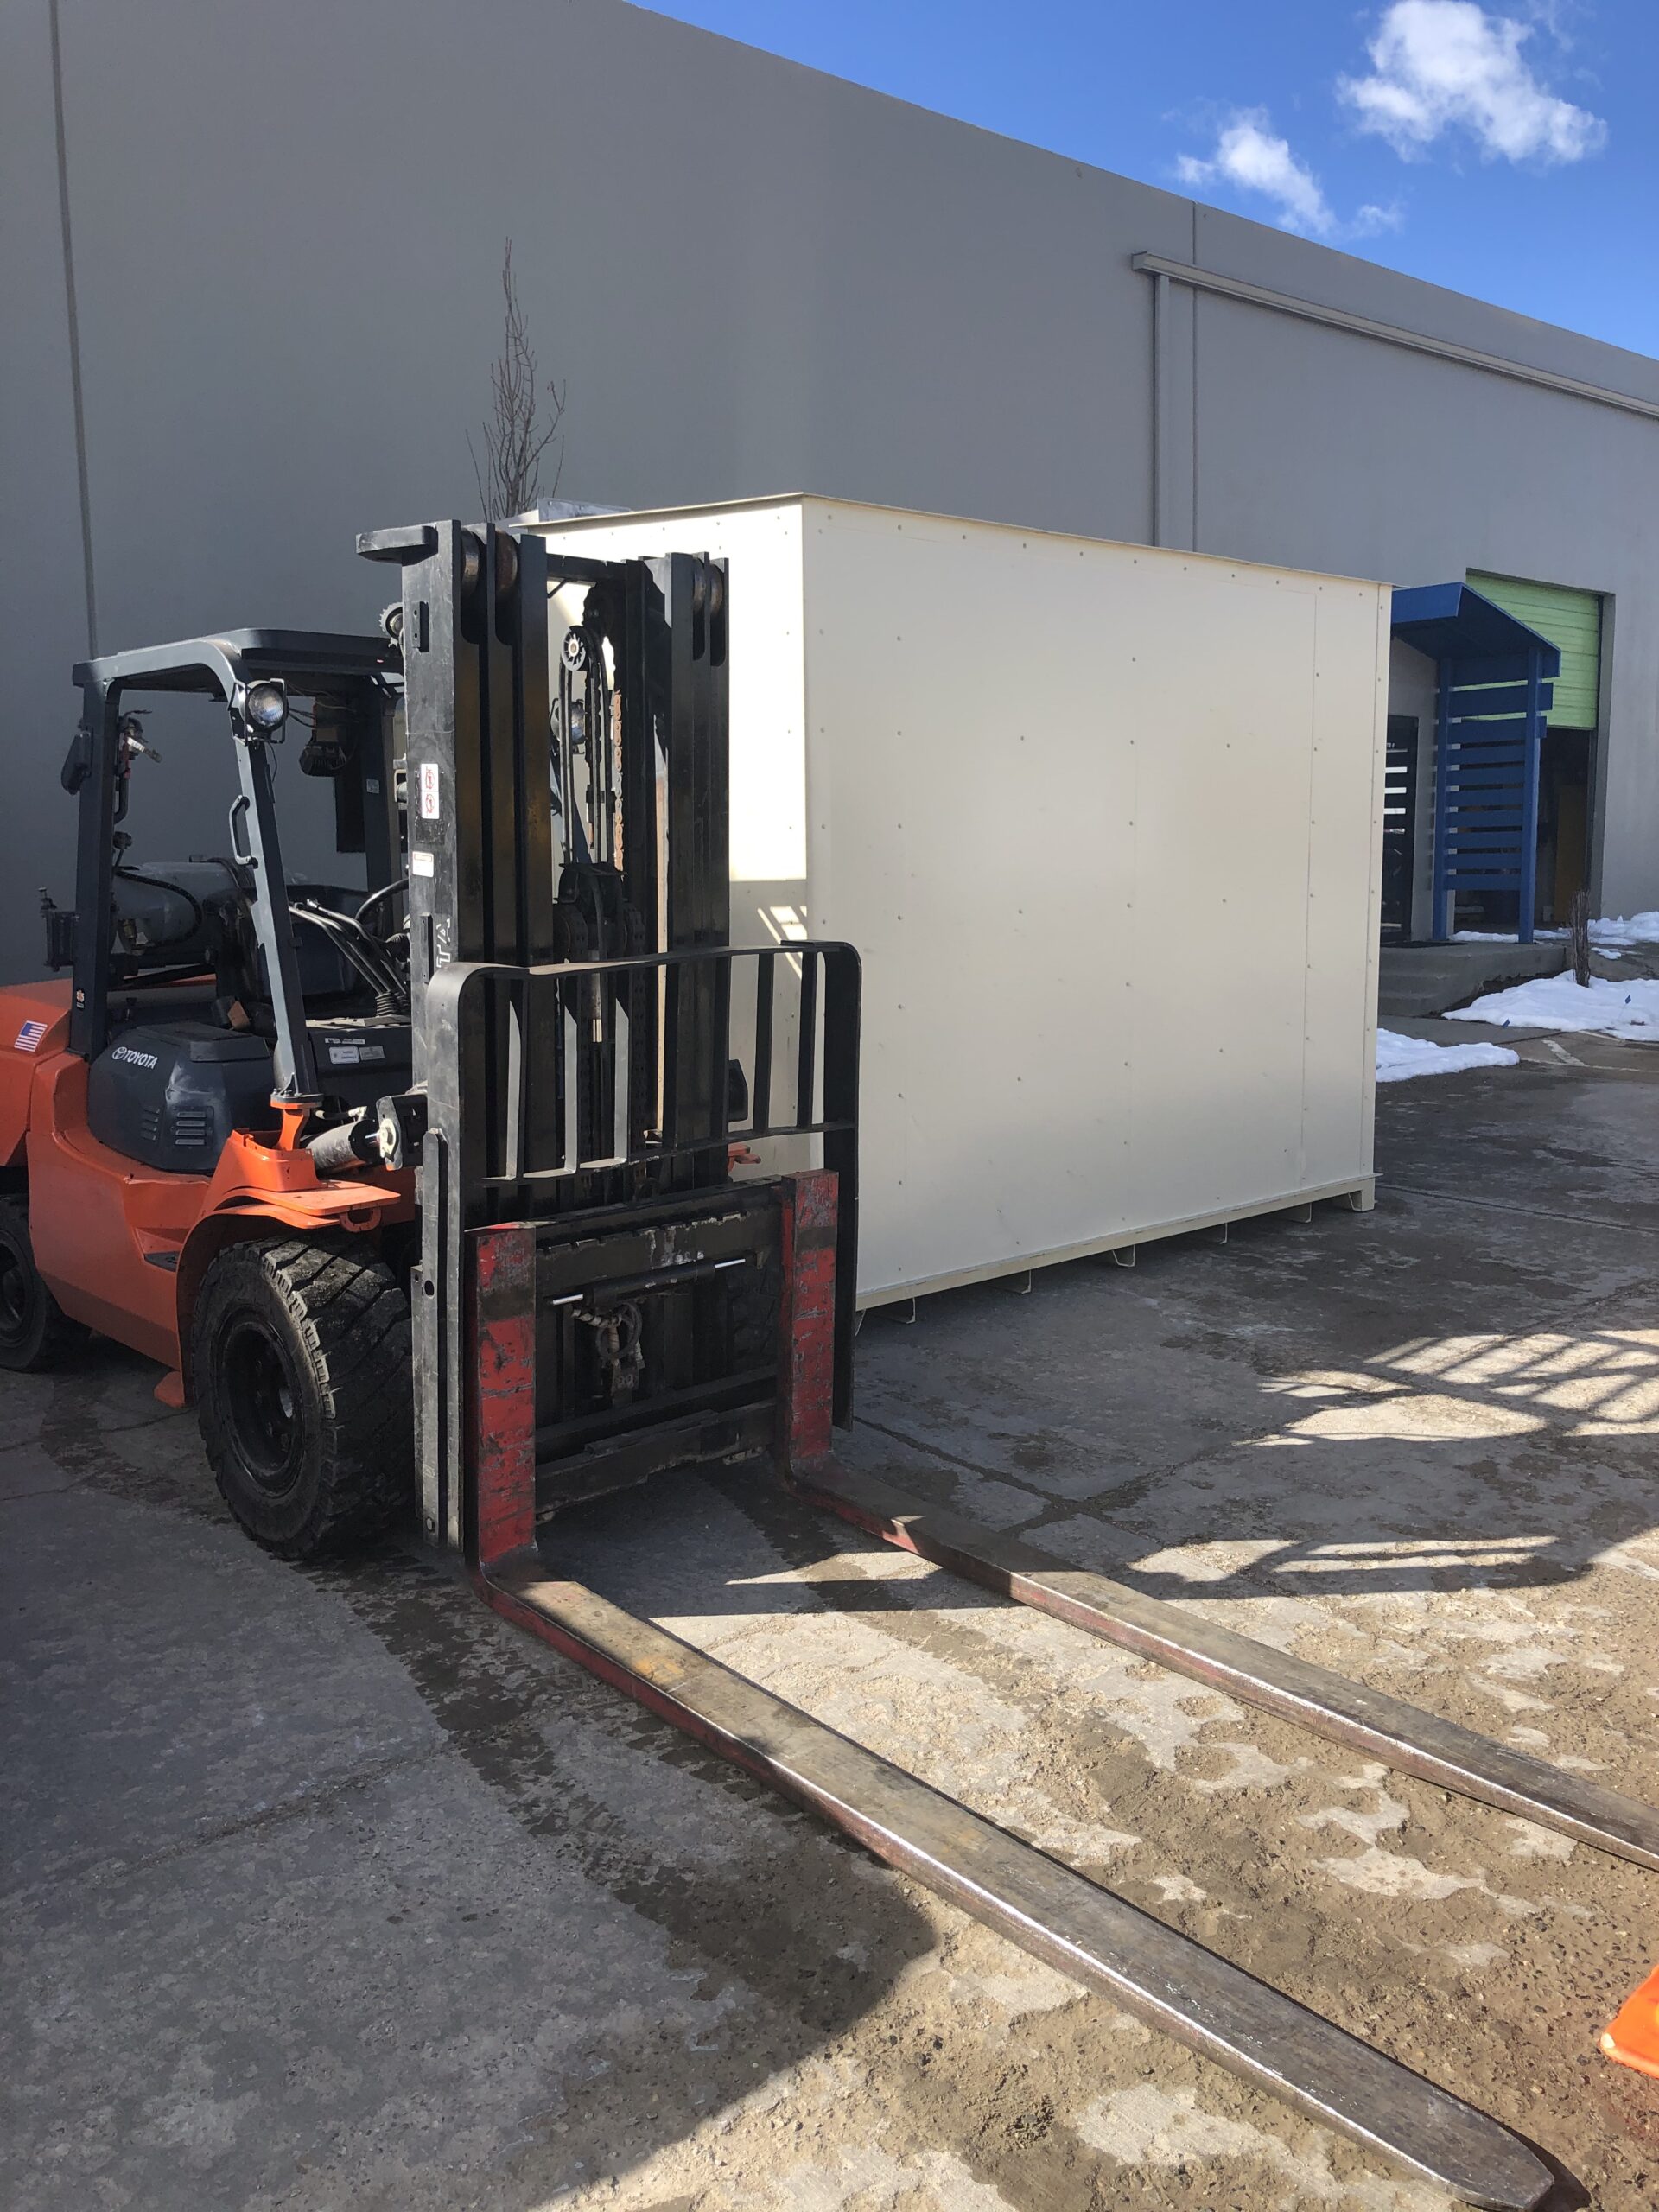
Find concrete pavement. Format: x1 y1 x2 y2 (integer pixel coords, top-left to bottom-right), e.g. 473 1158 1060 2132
7 1048 1659 2210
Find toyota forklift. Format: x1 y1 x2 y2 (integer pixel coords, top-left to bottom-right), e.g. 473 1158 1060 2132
7 518 1657 2209
2 533 858 1560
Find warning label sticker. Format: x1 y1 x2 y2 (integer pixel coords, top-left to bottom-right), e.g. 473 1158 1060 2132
418 763 440 820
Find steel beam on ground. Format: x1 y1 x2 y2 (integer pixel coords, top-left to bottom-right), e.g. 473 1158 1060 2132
480 1551 1550 2212
788 1458 1659 1875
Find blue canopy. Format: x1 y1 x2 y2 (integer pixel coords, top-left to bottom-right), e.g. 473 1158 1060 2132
1390 582 1560 678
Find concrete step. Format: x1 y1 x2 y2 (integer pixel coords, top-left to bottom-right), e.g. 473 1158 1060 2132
1378 940 1567 1019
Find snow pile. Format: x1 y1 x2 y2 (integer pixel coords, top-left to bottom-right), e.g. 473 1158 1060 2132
1444 972 1659 1040
1589 911 1659 951
1452 914 1659 958
1452 927 1621 957
1376 1028 1519 1083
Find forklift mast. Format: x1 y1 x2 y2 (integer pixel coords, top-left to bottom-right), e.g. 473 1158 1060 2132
358 522 860 1554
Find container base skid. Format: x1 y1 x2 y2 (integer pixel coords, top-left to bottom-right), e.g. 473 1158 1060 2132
462 1172 1561 2209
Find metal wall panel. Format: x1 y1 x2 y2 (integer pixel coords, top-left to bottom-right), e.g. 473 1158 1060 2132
16 0 1659 984
540 498 1388 1304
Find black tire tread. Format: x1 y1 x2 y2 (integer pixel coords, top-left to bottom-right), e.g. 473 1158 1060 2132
0 1198 85 1372
194 1235 411 1560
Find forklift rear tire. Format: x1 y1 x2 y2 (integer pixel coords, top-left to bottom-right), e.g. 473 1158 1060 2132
0 1198 85 1371
193 1236 412 1560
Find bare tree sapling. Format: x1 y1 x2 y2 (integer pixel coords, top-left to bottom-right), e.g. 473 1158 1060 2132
469 238 566 520
1568 888 1592 988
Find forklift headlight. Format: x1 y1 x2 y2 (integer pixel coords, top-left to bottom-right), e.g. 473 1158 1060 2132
244 680 288 734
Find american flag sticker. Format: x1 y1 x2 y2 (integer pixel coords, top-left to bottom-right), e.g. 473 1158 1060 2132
14 1020 48 1053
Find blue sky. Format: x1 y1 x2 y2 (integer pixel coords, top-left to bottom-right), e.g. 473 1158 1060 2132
645 2 1659 361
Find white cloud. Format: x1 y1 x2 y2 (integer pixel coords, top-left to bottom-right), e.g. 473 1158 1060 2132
1352 200 1406 236
1176 111 1335 235
1339 2 1607 164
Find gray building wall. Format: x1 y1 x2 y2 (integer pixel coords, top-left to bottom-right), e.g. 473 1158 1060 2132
4 0 1658 977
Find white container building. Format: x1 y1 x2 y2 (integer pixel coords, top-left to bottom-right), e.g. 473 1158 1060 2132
534 497 1389 1307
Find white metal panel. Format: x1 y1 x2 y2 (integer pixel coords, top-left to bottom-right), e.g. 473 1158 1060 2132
537 496 1389 1305
1118 557 1314 1228
1302 586 1390 1192
800 504 1385 1299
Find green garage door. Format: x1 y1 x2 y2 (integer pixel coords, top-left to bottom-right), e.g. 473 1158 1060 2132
1467 571 1601 728
1467 571 1601 924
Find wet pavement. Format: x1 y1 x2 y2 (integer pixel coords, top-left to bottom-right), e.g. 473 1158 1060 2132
6 1043 1659 2211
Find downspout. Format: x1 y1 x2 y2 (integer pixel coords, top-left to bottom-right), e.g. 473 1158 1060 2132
1151 269 1170 548
48 0 98 657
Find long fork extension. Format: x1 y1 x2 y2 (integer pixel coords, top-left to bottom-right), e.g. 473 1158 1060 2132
480 1547 1550 2212
467 1200 1548 2203
788 1456 1659 1874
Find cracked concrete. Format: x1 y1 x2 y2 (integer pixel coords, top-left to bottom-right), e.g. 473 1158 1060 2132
7 1045 1659 2209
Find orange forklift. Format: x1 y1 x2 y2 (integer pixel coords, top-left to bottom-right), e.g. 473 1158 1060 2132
0 531 858 1565
6 515 1655 2209
1 627 419 1552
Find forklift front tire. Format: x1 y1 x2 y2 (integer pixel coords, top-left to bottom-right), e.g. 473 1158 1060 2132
0 1198 85 1371
193 1236 413 1560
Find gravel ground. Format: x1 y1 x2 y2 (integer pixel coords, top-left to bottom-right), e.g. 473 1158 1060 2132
6 1043 1659 2211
